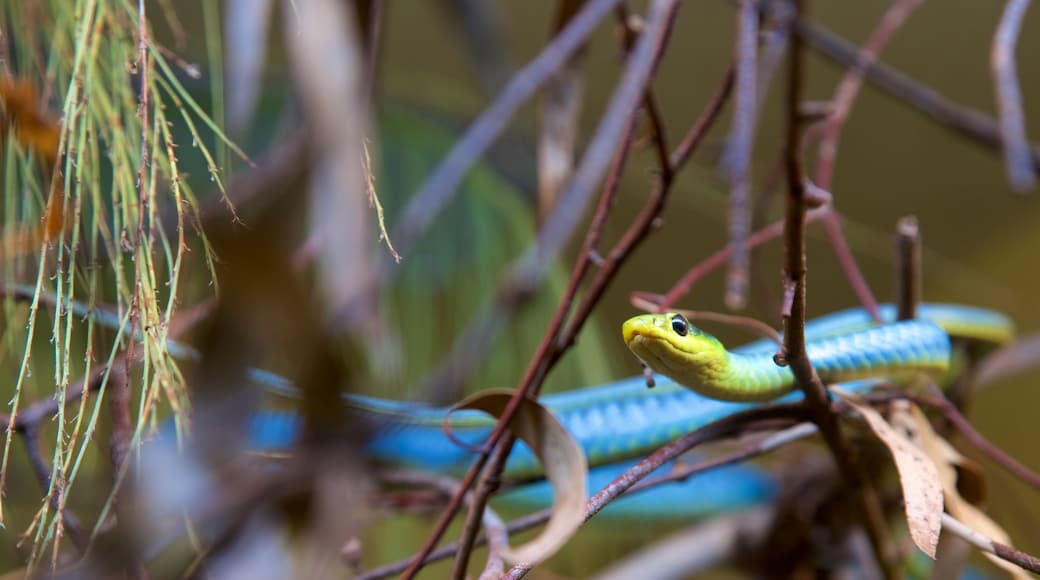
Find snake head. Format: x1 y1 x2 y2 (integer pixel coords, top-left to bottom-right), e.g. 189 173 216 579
622 313 729 390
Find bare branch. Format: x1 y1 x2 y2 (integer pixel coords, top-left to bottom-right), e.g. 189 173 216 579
992 0 1036 192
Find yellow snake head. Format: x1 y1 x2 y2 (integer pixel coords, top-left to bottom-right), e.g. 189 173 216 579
622 313 732 392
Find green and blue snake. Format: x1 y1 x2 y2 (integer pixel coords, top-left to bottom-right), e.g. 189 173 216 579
25 288 1008 518
249 303 1013 517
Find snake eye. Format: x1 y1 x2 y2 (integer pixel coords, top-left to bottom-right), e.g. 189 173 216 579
670 314 689 336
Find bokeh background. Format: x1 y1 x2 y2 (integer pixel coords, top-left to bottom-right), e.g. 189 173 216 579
1 1 1038 577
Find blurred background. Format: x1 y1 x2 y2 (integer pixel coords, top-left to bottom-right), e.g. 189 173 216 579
0 0 1038 577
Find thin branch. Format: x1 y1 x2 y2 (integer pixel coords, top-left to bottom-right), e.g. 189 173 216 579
502 404 807 578
657 206 828 309
670 64 737 169
920 386 1040 490
110 343 144 578
941 513 1040 574
377 470 508 579
780 4 899 577
135 0 151 243
615 4 672 183
992 0 1036 192
795 14 1040 172
894 215 920 320
813 0 924 191
812 0 927 323
20 426 87 552
439 3 684 575
389 0 626 260
412 0 678 404
359 416 811 580
725 0 760 310
0 294 214 431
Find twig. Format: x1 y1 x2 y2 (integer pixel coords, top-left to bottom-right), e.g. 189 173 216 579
894 216 920 320
658 206 828 309
359 414 808 580
502 404 807 578
441 3 683 575
20 426 87 552
377 470 508 579
992 0 1036 192
780 4 899 577
186 125 309 228
941 513 1040 573
615 4 671 183
419 0 683 405
357 510 549 580
795 15 1040 172
127 6 151 568
813 0 926 323
813 0 924 191
670 64 737 169
389 0 626 260
919 386 1040 490
725 0 760 310
135 0 151 243
109 342 143 578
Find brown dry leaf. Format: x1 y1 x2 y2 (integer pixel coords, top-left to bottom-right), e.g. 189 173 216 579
537 0 587 225
459 389 588 566
837 392 943 558
0 77 60 164
893 402 1029 579
0 77 65 252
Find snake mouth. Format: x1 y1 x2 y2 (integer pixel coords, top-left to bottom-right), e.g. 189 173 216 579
622 316 694 357
622 316 697 379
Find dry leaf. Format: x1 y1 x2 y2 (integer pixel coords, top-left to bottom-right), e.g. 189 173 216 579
458 389 588 566
893 402 1029 579
837 393 943 558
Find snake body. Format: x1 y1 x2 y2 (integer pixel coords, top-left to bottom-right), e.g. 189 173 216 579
250 303 1013 482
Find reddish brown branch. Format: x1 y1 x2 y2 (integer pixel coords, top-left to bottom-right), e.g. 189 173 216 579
780 4 898 577
894 216 920 320
922 387 1040 490
450 2 685 575
400 3 685 576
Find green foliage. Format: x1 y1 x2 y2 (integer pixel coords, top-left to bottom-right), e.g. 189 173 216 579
372 104 614 399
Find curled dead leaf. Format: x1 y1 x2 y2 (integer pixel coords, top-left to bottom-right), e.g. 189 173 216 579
458 389 588 566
